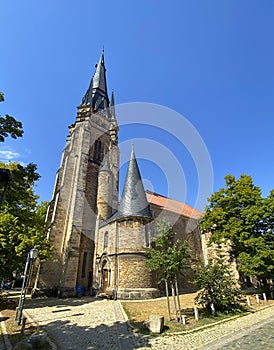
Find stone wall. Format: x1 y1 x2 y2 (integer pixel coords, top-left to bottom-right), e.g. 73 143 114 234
201 231 240 283
148 205 203 293
118 220 148 252
118 253 153 289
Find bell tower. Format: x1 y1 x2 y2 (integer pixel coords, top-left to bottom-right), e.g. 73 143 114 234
38 51 119 295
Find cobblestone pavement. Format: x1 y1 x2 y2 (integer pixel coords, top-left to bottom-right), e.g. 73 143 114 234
23 298 274 350
198 314 274 350
146 305 274 349
24 297 136 350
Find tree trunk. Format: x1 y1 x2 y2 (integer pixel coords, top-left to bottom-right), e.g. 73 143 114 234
175 277 182 321
261 277 269 291
171 281 178 321
165 279 171 321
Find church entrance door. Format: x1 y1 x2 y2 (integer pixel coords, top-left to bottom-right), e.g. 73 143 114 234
103 269 108 292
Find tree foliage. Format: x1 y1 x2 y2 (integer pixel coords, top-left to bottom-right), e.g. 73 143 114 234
0 91 23 142
145 220 191 321
194 257 242 313
145 220 190 283
200 174 274 284
0 162 52 279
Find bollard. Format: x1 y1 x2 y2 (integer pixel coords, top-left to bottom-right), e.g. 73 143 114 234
255 294 260 304
194 306 199 321
263 293 267 302
246 296 251 306
210 303 216 315
181 315 187 325
15 307 19 321
21 317 27 335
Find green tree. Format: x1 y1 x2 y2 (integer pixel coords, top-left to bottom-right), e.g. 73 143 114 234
0 162 52 280
145 220 190 321
194 256 242 314
200 174 274 287
237 190 274 285
0 91 23 142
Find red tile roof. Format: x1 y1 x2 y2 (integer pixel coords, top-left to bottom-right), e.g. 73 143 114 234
145 191 203 220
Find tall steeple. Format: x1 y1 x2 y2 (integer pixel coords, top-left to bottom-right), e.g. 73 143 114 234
81 49 110 112
38 49 119 295
118 146 152 219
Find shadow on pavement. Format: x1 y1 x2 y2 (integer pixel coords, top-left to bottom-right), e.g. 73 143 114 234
25 296 98 309
37 318 150 349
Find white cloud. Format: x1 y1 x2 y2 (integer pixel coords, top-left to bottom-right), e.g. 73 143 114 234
0 150 21 161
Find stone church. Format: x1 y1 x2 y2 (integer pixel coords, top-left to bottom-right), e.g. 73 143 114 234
36 51 205 299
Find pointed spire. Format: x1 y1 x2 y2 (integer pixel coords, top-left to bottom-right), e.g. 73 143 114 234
81 49 109 111
110 90 116 120
118 147 152 219
93 49 107 93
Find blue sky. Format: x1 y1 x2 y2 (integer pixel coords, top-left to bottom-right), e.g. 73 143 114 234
1 0 274 211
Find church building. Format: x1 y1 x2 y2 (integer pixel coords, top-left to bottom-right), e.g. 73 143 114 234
37 51 204 299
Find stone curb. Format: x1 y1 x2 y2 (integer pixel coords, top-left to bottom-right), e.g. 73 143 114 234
116 301 129 322
159 303 274 336
116 301 151 348
112 301 139 349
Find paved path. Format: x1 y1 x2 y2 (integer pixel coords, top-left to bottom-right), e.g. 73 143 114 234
25 297 136 350
23 298 274 350
198 314 274 350
147 305 274 349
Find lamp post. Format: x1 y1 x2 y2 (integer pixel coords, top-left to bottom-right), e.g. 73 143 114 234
0 168 12 208
16 246 39 325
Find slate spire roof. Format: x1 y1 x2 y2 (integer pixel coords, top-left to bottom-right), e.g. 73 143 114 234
118 146 152 219
82 49 110 112
99 147 152 227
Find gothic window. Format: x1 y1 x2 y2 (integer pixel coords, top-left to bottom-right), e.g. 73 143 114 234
81 252 88 278
104 231 109 249
93 140 104 163
100 142 104 161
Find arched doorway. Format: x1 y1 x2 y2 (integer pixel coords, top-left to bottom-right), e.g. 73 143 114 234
101 258 111 293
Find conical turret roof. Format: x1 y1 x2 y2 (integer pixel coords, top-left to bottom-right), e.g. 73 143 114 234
118 147 152 219
99 147 152 228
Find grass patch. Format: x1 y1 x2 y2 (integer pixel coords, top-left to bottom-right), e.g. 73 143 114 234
121 292 274 335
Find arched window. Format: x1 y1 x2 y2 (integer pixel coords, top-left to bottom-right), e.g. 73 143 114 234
144 225 151 248
81 252 88 278
103 231 108 249
93 140 104 163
